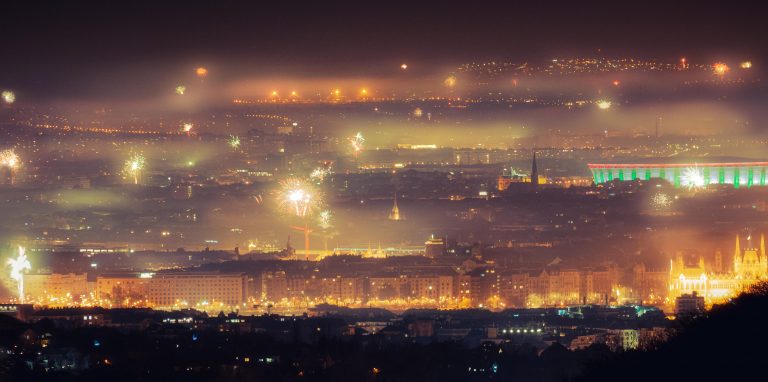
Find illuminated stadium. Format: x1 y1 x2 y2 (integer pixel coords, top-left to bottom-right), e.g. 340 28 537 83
588 162 768 188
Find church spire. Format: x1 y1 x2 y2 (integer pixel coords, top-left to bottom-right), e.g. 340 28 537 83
388 192 402 220
531 150 539 187
735 234 741 257
761 234 766 257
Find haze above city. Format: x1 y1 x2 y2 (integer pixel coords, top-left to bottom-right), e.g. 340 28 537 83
1 2 768 381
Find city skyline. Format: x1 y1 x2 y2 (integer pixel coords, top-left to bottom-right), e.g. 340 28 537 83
1 1 767 381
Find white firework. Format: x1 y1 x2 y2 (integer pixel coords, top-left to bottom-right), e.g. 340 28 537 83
1 90 15 105
681 166 706 190
7 246 31 303
318 210 333 229
310 166 332 182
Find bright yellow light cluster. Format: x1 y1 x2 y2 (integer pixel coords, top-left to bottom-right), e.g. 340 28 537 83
713 62 729 76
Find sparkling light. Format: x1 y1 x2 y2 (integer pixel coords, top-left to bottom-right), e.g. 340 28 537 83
349 132 365 155
228 135 241 149
651 192 672 209
0 149 19 169
1 90 15 104
318 210 333 229
277 178 321 218
713 62 729 76
175 85 186 95
183 122 194 134
444 75 457 88
400 63 408 70
7 246 31 303
310 166 333 182
596 100 612 110
195 67 208 78
681 166 706 190
124 153 146 184
740 61 752 69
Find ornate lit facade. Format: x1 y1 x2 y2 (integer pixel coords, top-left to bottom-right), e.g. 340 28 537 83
669 234 768 305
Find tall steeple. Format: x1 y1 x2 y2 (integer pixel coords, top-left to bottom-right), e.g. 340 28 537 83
531 150 539 188
761 234 766 257
734 234 741 257
388 193 402 221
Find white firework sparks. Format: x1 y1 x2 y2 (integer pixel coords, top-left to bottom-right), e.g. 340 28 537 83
1 90 15 104
318 210 333 229
681 166 706 190
0 149 19 169
276 178 322 218
310 166 332 182
228 135 241 149
349 132 364 154
7 246 31 303
124 154 146 184
596 100 612 110
651 192 672 209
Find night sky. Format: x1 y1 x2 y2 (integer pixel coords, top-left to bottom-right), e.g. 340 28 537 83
1 1 767 98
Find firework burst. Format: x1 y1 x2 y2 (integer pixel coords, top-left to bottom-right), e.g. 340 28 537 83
276 178 322 218
318 210 333 229
175 85 186 95
228 135 241 149
596 100 612 110
0 149 19 169
1 90 15 104
651 192 673 209
310 166 333 182
349 132 364 155
0 149 19 183
7 246 31 303
713 62 729 77
681 166 706 190
182 123 194 135
444 75 457 88
124 153 146 184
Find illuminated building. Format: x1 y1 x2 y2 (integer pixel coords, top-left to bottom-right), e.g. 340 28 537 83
675 292 705 315
24 273 89 303
424 236 445 258
388 194 403 221
96 273 153 306
147 273 246 308
668 234 767 305
497 172 546 190
589 162 768 188
453 149 491 165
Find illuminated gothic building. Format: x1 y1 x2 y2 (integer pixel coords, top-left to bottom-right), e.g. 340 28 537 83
388 193 403 221
669 234 767 305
